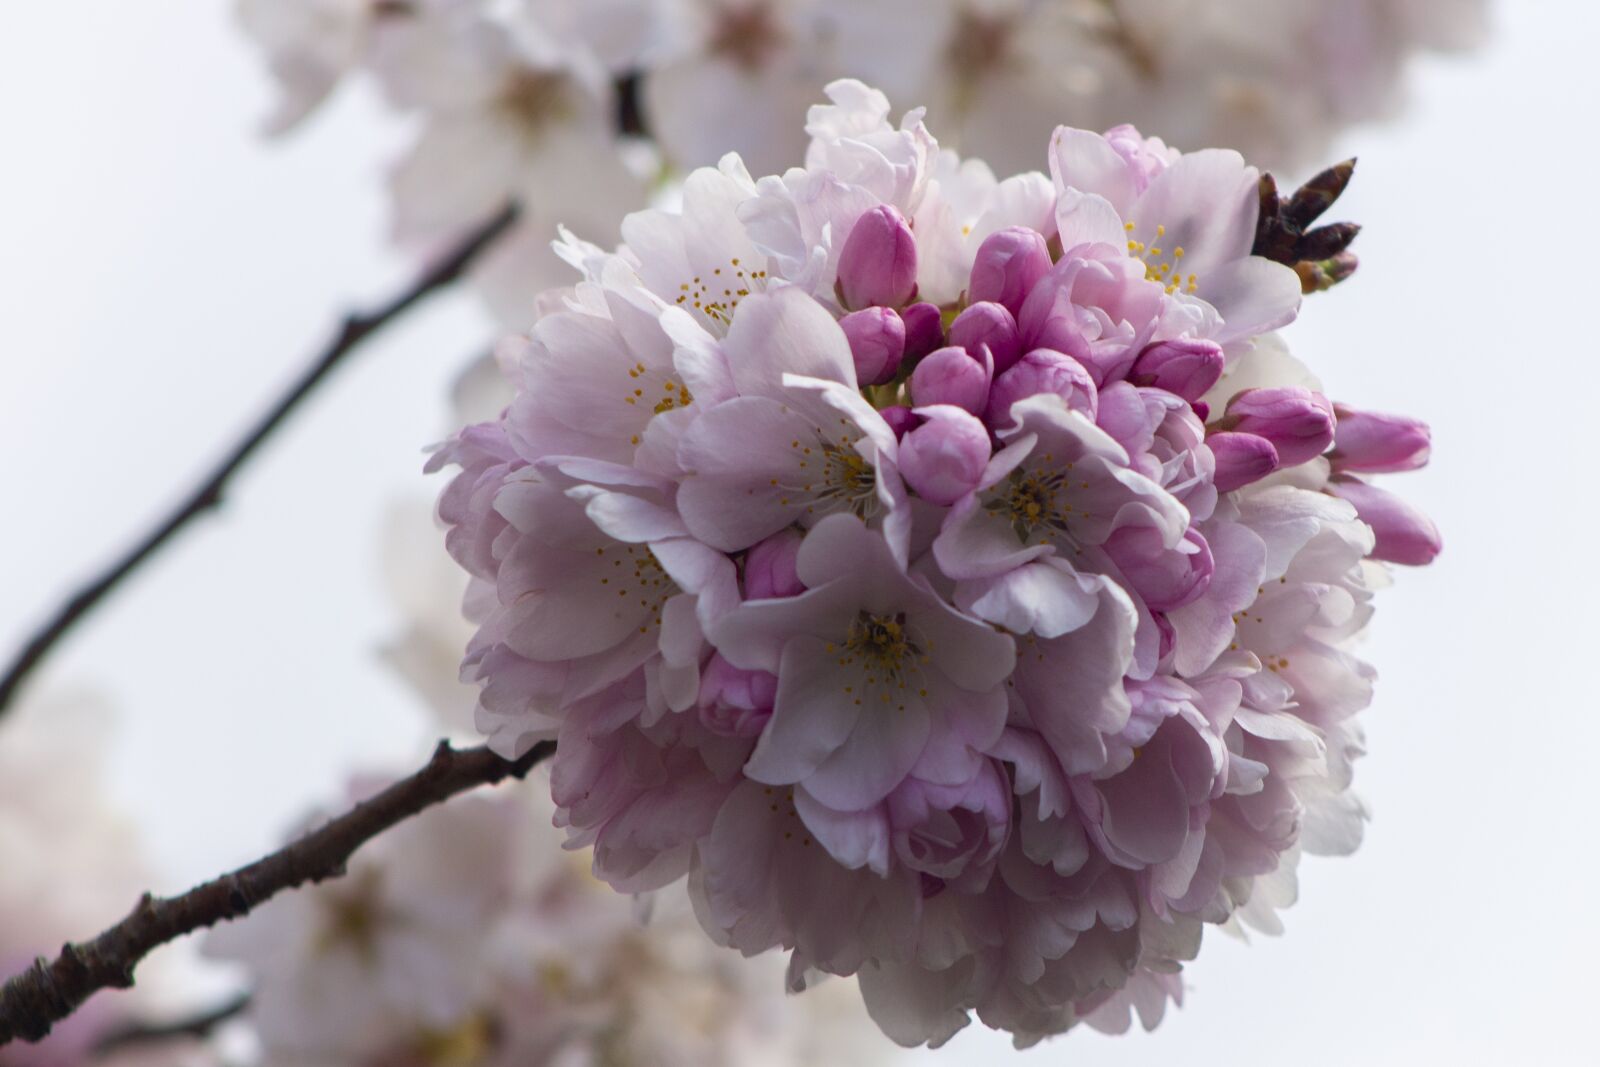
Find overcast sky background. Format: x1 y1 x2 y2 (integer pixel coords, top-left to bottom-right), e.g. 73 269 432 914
1 2 1595 1064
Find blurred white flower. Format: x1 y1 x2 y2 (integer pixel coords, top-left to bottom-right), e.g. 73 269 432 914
239 0 1485 327
203 774 887 1066
0 691 162 1066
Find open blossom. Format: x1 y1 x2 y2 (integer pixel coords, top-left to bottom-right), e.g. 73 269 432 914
432 80 1437 1048
239 0 1484 329
204 773 885 1067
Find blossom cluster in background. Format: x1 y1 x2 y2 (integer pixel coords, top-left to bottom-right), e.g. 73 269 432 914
432 81 1439 1047
205 775 883 1067
238 0 1485 327
0 694 162 1067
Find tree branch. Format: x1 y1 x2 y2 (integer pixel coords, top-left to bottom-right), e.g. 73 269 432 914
91 992 250 1054
0 204 518 717
0 739 554 1048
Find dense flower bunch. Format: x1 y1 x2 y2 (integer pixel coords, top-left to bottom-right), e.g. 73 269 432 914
205 776 883 1067
433 81 1438 1046
239 0 1483 326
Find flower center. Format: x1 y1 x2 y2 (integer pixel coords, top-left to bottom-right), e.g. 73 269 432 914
985 462 1081 546
315 868 387 960
498 68 574 135
595 544 676 634
674 257 768 329
623 360 693 444
398 1014 499 1067
830 612 932 709
1126 221 1197 295
709 2 786 71
776 426 880 518
947 9 1014 70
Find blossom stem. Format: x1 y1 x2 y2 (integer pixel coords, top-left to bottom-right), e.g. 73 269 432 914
0 204 517 718
0 738 554 1048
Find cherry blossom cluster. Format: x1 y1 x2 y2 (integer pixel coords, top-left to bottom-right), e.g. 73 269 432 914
238 0 1483 327
204 776 883 1067
432 81 1438 1046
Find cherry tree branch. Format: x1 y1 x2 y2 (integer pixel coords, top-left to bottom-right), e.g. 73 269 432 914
0 738 554 1048
0 204 517 717
90 992 250 1054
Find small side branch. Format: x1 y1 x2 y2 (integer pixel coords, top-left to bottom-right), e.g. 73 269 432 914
0 739 554 1047
0 204 517 717
91 992 250 1054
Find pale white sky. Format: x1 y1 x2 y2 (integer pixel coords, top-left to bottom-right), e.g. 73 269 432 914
1 2 1596 1064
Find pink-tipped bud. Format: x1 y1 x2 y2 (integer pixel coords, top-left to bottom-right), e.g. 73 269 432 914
969 226 1052 317
880 405 918 439
1223 387 1336 466
1330 406 1431 473
839 306 906 386
1129 339 1225 402
743 528 805 599
1328 476 1441 565
949 301 1022 374
898 406 992 505
1104 526 1215 612
910 345 991 415
698 654 777 738
985 348 1098 430
900 301 945 364
1209 431 1280 492
836 205 918 310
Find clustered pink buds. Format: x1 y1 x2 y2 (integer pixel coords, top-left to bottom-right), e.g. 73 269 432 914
910 345 992 414
949 300 1023 372
836 205 918 310
1331 405 1432 472
1329 476 1442 564
897 406 992 505
840 306 906 386
968 226 1053 316
433 82 1440 1051
1129 338 1226 401
1222 386 1337 465
985 348 1098 427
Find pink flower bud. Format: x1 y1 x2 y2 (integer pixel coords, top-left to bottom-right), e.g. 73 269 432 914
909 345 991 415
698 653 777 738
898 406 992 505
968 226 1051 317
1330 406 1431 473
1223 387 1335 466
1209 431 1280 492
1128 338 1225 402
839 306 906 386
835 205 918 310
1104 526 1214 612
743 528 804 599
880 404 918 439
949 301 1022 373
900 301 945 364
1328 476 1441 565
985 348 1098 430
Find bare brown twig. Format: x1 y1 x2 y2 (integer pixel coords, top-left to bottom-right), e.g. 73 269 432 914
0 739 554 1048
0 204 517 717
90 991 250 1054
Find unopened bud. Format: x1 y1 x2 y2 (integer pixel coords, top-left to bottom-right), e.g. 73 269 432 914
836 205 918 310
839 306 906 386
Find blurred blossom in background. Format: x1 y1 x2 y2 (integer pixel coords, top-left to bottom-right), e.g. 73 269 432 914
3 1 1599 1065
240 0 1486 328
